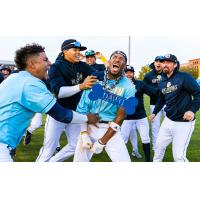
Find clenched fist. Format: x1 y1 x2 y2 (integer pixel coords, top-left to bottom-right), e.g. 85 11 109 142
79 75 97 90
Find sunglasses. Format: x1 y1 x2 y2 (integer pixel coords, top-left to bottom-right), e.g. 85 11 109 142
85 50 95 56
62 41 81 50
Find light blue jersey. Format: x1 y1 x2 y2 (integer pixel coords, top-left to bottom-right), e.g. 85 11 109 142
0 71 56 148
77 76 136 121
197 78 200 86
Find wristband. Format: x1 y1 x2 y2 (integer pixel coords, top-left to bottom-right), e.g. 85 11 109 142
100 56 107 63
109 121 121 132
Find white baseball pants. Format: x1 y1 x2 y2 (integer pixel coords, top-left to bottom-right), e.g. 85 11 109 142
121 117 150 151
36 115 80 162
153 117 195 162
150 105 166 150
0 143 13 162
73 123 131 162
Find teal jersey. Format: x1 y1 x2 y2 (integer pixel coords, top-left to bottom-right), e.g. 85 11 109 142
77 76 136 121
0 71 56 148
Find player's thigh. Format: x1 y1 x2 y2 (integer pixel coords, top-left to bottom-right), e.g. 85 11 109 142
136 117 150 143
121 120 134 143
65 123 81 146
44 115 65 143
105 132 131 162
172 120 195 156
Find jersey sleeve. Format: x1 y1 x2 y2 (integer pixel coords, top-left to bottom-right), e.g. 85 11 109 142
183 73 200 113
21 79 56 113
48 64 67 96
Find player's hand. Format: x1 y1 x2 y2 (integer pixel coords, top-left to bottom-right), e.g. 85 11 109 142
87 113 100 124
183 111 195 121
95 51 103 59
149 114 156 122
79 75 97 90
81 133 93 149
90 140 105 154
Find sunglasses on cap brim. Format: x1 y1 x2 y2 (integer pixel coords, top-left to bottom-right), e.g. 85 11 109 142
62 42 81 50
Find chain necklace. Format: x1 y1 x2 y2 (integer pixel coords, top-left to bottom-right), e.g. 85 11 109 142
102 69 123 91
94 69 123 116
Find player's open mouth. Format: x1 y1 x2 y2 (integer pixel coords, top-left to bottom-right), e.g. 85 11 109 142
112 64 120 72
76 55 80 60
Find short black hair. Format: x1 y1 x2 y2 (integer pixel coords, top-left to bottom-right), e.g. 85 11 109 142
14 43 45 70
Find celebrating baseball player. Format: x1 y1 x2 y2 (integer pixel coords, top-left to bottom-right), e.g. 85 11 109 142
85 50 106 72
0 43 99 162
143 56 165 151
36 39 100 162
121 65 158 162
73 50 137 162
150 54 200 162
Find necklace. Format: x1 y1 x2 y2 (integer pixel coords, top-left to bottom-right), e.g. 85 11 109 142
102 69 123 91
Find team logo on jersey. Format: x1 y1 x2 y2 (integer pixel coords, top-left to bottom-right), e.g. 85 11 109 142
152 76 162 83
162 82 178 94
88 84 138 115
157 75 162 80
167 82 171 87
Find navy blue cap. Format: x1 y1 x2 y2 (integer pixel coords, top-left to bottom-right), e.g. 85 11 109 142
161 54 178 63
61 39 87 51
124 65 135 72
155 55 164 61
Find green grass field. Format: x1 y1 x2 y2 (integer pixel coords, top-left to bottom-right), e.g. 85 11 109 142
14 95 200 162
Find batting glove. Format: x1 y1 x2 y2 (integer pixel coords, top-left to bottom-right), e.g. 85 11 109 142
90 140 105 154
81 133 93 149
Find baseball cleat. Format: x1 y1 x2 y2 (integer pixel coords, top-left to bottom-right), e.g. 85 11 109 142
23 130 32 145
132 151 142 159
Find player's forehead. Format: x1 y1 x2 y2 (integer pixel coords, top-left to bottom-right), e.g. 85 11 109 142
111 53 125 60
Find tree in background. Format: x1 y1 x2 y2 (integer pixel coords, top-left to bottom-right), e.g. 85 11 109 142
137 65 151 80
180 65 198 79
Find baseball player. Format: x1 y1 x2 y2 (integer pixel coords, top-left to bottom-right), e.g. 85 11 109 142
36 39 99 162
85 50 106 72
0 73 4 84
73 50 137 162
121 65 158 162
0 43 99 162
150 54 200 162
143 56 165 150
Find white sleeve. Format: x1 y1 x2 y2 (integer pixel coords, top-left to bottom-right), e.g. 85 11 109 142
58 85 81 99
71 111 88 123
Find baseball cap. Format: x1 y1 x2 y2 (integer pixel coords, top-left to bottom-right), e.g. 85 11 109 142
61 39 87 51
110 50 127 64
154 55 164 61
0 65 11 72
124 65 135 72
161 54 178 63
85 50 95 57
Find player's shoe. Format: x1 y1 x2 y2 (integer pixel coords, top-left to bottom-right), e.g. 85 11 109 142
132 151 142 159
55 147 61 153
23 130 32 145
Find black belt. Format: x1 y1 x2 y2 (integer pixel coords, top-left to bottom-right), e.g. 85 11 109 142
99 121 110 124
